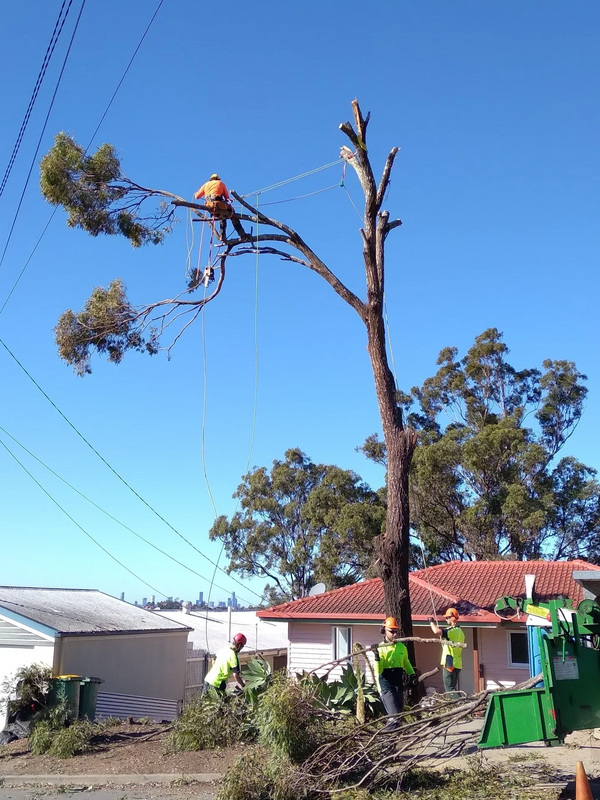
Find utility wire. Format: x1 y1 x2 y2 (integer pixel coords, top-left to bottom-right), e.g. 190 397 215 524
0 434 166 598
0 336 262 599
0 0 165 317
0 0 73 200
0 0 87 274
0 423 258 605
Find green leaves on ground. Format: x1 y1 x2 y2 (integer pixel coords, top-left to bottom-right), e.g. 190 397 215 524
209 448 386 604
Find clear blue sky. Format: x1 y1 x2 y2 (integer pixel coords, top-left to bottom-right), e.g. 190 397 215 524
0 1 598 606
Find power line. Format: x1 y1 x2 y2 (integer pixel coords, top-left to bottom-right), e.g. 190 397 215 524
0 336 262 600
0 434 166 598
0 0 165 317
0 0 87 274
0 0 73 200
0 422 258 605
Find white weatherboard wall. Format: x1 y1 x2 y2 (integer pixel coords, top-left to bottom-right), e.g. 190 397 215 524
288 622 334 677
479 627 529 689
0 616 54 721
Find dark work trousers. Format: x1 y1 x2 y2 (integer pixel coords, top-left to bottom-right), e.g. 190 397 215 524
202 680 226 697
378 668 405 717
442 667 461 694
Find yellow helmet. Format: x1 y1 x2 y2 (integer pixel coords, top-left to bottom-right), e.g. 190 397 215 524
209 173 220 180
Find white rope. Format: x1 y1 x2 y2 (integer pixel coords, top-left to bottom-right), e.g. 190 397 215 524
418 538 439 624
242 158 341 198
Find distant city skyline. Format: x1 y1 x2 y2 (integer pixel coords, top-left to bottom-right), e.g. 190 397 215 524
123 590 245 609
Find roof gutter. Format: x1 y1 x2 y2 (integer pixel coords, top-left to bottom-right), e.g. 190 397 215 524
54 626 193 638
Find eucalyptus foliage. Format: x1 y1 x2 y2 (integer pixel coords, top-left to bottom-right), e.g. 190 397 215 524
54 279 158 376
361 329 600 562
209 448 386 604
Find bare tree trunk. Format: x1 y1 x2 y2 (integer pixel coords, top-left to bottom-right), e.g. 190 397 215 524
365 309 418 647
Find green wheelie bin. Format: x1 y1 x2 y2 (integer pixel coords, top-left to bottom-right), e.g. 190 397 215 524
48 675 81 720
78 677 103 721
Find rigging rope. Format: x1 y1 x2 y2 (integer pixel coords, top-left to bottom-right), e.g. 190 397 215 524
242 158 341 198
202 199 262 651
418 538 439 625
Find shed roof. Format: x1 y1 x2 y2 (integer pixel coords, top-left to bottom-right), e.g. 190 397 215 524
0 587 191 636
158 610 288 656
257 560 600 624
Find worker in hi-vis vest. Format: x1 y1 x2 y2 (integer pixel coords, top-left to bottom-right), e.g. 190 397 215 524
372 616 418 727
428 608 465 696
202 633 247 695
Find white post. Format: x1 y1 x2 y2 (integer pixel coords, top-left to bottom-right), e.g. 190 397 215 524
228 605 232 642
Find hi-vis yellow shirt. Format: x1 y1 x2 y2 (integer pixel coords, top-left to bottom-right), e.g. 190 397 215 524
205 646 240 686
375 641 415 676
441 625 465 670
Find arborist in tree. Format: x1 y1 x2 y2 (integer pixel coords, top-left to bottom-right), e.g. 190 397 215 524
428 607 465 697
372 616 418 728
202 632 247 696
194 174 246 239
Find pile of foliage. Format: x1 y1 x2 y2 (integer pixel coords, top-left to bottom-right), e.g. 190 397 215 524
170 692 251 752
29 706 94 759
1 663 52 719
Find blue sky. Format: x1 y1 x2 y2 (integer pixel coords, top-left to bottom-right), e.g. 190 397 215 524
0 1 598 606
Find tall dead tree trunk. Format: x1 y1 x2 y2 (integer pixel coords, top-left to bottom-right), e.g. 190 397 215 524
45 100 418 644
340 102 418 643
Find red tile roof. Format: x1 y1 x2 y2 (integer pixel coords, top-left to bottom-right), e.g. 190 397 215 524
257 560 600 624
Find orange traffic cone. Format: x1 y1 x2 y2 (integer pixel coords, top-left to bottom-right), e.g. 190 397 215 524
576 761 593 800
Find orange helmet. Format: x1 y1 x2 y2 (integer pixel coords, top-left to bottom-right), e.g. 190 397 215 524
444 608 459 620
384 616 399 630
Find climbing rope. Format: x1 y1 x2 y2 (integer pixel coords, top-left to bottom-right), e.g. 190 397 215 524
201 201 262 652
418 538 439 625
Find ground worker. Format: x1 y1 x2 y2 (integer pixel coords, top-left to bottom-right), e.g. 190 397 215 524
202 633 247 696
194 174 246 238
372 616 418 727
428 608 465 696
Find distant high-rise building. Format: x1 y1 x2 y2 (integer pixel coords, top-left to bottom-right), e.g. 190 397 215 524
142 597 147 607
198 591 204 605
218 601 226 608
209 601 215 608
120 592 125 601
230 592 238 609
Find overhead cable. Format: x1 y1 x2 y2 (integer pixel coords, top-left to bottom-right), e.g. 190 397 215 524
0 434 167 598
0 0 73 200
0 0 87 273
0 336 262 600
0 423 258 605
0 0 165 317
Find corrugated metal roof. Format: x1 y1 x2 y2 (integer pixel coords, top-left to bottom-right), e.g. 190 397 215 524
0 587 192 635
257 560 600 622
158 610 288 656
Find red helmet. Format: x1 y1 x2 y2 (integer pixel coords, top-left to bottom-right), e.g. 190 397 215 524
232 632 247 647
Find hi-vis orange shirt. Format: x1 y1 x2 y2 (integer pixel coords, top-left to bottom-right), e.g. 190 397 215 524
194 179 230 201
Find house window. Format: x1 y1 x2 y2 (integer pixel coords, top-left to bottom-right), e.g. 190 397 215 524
333 627 352 661
508 631 529 667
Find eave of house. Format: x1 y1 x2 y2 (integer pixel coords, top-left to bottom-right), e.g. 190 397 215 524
0 608 56 640
257 611 500 626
